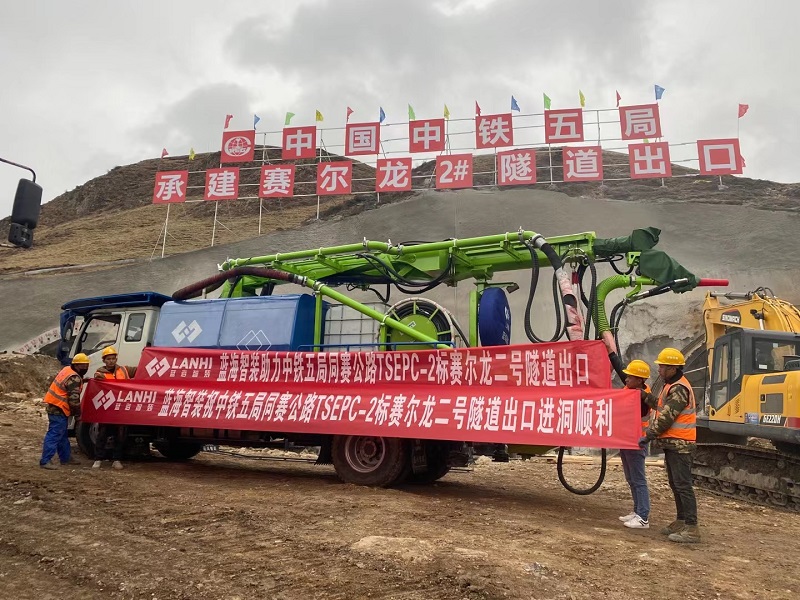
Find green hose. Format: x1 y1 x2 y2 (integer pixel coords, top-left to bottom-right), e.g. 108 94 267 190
593 275 632 334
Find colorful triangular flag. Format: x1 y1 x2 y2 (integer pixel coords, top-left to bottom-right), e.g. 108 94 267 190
511 95 520 112
443 104 450 120
346 106 354 122
285 112 295 126
475 101 482 117
579 90 586 108
738 103 749 118
408 104 416 120
315 109 324 122
379 107 386 123
253 114 261 129
224 114 233 129
188 147 196 161
616 90 622 108
654 84 665 100
543 93 551 110
161 148 168 159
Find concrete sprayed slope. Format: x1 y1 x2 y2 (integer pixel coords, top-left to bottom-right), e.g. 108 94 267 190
2 188 799 354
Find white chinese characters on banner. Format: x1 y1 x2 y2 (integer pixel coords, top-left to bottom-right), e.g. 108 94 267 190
221 130 256 163
619 104 662 140
628 142 672 179
496 150 536 186
545 109 584 143
152 171 188 204
345 122 380 156
259 165 296 198
697 138 742 175
475 114 514 149
436 154 473 189
317 161 353 195
282 126 317 160
204 167 240 201
409 119 446 153
563 146 603 182
376 158 412 192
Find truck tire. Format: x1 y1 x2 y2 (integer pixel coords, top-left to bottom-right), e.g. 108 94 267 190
408 441 451 484
331 435 409 487
153 441 204 460
76 420 100 459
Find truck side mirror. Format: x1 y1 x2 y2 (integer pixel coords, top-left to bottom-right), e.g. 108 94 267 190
7 179 42 248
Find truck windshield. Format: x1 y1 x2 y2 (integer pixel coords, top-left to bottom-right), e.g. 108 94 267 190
77 314 122 355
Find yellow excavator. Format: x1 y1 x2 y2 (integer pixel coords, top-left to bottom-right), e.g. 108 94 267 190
663 287 800 511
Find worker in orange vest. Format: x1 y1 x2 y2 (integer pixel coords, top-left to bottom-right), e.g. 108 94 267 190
618 359 655 530
39 353 90 470
640 347 700 544
92 346 136 470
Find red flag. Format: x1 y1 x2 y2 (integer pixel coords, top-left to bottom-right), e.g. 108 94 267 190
616 90 621 108
161 148 168 159
224 114 234 129
475 101 482 117
346 106 354 122
738 103 749 118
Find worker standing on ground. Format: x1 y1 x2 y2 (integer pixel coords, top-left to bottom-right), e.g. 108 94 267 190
641 347 701 543
618 359 655 530
92 346 136 470
39 354 90 469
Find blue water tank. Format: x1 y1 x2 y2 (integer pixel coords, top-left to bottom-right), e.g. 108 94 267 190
153 294 324 351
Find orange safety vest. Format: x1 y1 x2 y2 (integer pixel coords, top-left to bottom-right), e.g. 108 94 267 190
641 384 652 436
657 376 696 441
44 366 81 416
99 366 130 380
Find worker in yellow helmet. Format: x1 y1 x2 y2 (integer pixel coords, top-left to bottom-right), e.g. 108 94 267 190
39 354 90 470
618 359 655 530
92 346 136 470
641 347 700 544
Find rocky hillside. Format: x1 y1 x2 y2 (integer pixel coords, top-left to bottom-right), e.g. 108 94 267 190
1 147 798 275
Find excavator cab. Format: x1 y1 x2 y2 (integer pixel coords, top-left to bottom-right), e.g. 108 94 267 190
706 329 800 438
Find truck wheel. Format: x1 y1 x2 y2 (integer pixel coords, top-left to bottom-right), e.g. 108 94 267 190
76 420 100 459
332 435 409 487
408 441 451 484
153 441 204 460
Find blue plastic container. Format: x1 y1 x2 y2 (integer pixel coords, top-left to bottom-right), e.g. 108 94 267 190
153 294 323 351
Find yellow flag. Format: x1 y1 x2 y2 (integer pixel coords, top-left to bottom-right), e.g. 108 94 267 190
315 109 324 122
443 104 451 120
188 147 196 161
579 90 586 108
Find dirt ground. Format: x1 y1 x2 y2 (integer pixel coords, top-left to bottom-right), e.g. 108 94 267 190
2 406 798 599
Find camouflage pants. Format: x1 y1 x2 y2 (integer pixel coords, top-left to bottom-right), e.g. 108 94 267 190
664 449 697 526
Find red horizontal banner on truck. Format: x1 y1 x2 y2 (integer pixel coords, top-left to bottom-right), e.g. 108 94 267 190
81 379 640 449
136 341 611 389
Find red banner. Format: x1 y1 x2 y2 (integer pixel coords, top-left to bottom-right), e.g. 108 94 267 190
82 379 640 449
135 341 611 388
80 342 641 448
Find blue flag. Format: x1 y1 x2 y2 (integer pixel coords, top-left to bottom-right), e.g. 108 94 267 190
253 114 261 128
511 95 520 112
379 107 386 123
654 85 665 100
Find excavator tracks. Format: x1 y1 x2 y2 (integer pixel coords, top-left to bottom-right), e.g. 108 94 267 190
692 443 800 512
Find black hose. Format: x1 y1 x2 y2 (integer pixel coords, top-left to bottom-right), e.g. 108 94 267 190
522 243 565 343
556 447 607 495
172 267 306 301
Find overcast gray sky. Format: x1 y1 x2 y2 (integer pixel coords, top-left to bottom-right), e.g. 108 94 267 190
1 0 797 219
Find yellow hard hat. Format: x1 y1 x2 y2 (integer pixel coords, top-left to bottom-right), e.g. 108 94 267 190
654 347 685 366
72 353 90 365
623 359 651 379
101 346 118 357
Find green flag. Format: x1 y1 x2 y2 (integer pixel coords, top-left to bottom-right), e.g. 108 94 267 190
543 93 551 110
285 112 295 125
408 104 416 120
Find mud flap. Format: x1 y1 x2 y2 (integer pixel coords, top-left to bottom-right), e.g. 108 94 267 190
316 439 333 465
411 439 429 474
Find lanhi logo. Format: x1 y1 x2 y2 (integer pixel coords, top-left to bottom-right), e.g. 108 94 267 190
145 357 171 377
172 320 203 343
91 390 117 410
